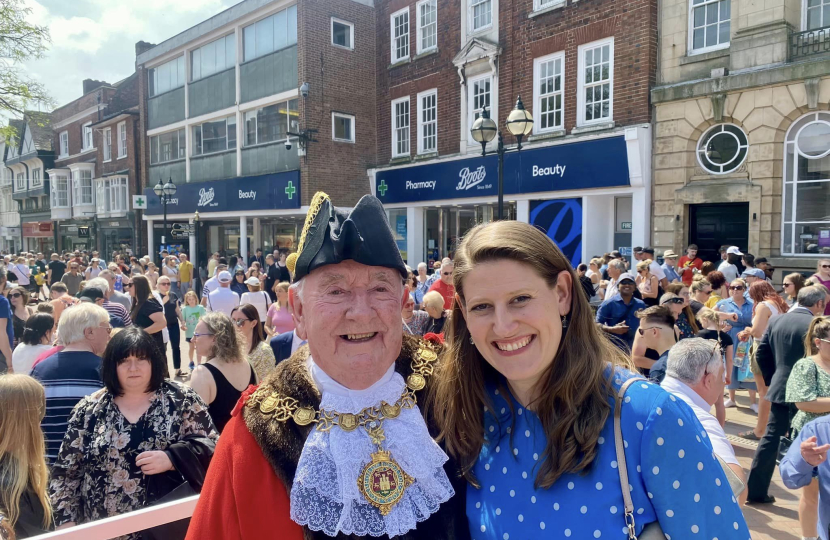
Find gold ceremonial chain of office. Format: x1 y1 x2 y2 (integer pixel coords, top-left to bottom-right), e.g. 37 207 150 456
249 343 438 515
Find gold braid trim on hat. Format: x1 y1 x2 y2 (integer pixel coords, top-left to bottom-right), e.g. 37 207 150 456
286 191 330 275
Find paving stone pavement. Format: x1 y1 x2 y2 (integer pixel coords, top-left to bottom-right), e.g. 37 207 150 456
165 336 806 538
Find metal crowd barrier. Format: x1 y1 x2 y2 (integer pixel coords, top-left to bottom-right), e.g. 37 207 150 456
27 495 199 540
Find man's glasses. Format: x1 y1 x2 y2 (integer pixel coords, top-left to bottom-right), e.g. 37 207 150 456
638 326 664 336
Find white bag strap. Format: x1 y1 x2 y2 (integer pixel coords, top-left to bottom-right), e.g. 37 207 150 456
614 377 644 540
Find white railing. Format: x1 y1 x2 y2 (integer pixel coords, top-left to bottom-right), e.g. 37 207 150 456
28 495 199 540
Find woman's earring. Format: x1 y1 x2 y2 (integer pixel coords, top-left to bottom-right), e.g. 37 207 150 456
561 315 569 331
469 336 475 345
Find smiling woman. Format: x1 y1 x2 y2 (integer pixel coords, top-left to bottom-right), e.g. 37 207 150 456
430 220 751 540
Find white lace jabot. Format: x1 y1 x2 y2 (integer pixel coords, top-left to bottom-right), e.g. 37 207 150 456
289 358 454 537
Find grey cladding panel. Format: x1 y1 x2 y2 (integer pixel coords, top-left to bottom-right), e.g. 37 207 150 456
148 87 186 130
189 68 237 118
190 151 237 182
240 46 298 104
149 161 186 186
241 142 299 176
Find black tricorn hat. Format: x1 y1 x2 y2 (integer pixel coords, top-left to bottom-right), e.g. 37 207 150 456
286 192 407 282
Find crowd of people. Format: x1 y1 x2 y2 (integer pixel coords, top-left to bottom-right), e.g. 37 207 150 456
0 218 828 539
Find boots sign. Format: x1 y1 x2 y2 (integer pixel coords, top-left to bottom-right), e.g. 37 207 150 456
375 135 630 204
144 171 300 216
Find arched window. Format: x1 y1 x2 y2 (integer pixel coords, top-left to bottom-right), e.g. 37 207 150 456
696 123 748 174
783 111 830 255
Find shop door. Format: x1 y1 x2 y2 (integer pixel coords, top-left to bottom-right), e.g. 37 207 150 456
689 203 749 264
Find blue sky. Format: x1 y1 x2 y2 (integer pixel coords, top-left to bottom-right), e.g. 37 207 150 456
22 0 238 110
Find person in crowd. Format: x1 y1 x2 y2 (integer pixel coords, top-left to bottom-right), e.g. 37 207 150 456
641 247 668 289
230 269 248 297
741 252 757 273
736 281 790 439
178 253 194 297
200 262 228 306
665 283 699 339
182 291 206 371
98 270 131 312
811 259 830 315
129 256 143 277
161 256 180 296
660 250 682 283
206 271 240 317
660 338 746 501
6 287 32 350
699 260 715 277
207 252 219 279
602 258 626 300
263 254 279 302
128 275 166 358
421 290 448 336
413 262 431 308
696 307 734 426
583 258 605 306
187 192 468 539
26 258 43 299
276 248 291 283
754 256 774 281
46 254 66 288
631 305 677 381
678 243 703 285
715 278 756 410
106 263 124 293
189 312 255 433
427 259 455 310
11 314 54 375
781 415 830 540
240 277 271 324
784 272 807 307
718 246 742 283
47 283 77 331
635 259 659 306
248 248 265 268
58 262 82 297
402 291 430 336
30 303 110 462
229 255 245 275
157 276 186 377
85 277 132 328
0 374 53 538
144 262 159 290
246 262 263 282
748 285 827 504
231 303 276 382
83 258 102 281
741 267 766 289
705 270 729 308
782 316 830 538
689 277 712 313
597 272 646 351
9 258 30 292
264 282 293 338
49 327 218 535
430 220 749 540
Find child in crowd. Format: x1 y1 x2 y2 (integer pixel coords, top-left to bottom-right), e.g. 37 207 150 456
182 291 206 370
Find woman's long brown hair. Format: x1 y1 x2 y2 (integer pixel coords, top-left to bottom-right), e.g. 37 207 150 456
129 275 153 321
665 283 700 334
429 221 631 489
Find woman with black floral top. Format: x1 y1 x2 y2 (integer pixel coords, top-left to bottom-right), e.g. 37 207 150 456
48 327 218 538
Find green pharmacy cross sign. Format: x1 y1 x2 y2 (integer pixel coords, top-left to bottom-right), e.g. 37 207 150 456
285 181 296 200
378 180 388 197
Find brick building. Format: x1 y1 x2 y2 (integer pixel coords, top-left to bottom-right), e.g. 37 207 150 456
651 0 830 271
370 0 658 266
135 0 377 268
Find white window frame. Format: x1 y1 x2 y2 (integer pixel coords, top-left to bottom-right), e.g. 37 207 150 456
688 0 731 55
391 97 411 158
190 33 235 83
72 169 93 206
534 0 564 11
469 0 493 34
416 0 437 54
30 168 41 188
467 73 494 145
391 7 410 64
331 18 354 50
576 37 614 127
59 131 68 158
332 112 355 143
82 122 94 151
417 89 438 155
15 173 25 192
110 177 129 214
802 0 830 30
51 175 69 208
117 121 127 158
103 127 112 162
533 52 565 134
192 115 237 156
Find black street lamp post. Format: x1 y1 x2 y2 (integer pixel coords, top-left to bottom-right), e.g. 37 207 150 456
470 96 534 220
153 177 177 260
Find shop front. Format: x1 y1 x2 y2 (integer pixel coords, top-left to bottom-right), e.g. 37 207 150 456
370 127 652 267
22 220 54 253
144 170 304 270
99 218 135 259
57 221 94 253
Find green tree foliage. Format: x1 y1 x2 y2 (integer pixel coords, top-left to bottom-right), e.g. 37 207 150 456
0 0 52 138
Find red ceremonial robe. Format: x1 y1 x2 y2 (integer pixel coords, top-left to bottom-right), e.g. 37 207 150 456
185 408 303 540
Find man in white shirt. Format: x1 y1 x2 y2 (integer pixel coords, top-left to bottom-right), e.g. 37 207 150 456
660 337 746 502
603 259 626 300
201 263 228 307
206 270 239 316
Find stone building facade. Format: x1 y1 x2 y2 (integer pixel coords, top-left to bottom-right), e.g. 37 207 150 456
652 0 830 271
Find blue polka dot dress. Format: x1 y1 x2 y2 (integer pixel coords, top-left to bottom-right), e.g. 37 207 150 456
467 372 751 539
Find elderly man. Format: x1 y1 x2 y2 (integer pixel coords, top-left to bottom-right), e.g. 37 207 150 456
201 262 228 306
187 193 466 540
30 303 110 462
603 258 626 299
98 269 132 311
60 261 83 296
206 270 239 316
85 277 132 327
748 285 828 504
660 338 746 501
427 259 455 309
660 250 682 283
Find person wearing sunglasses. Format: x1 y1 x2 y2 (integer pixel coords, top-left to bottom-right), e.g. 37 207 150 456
715 279 757 410
812 259 830 315
631 305 677 382
230 269 248 297
426 259 455 309
7 286 33 350
231 303 276 382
